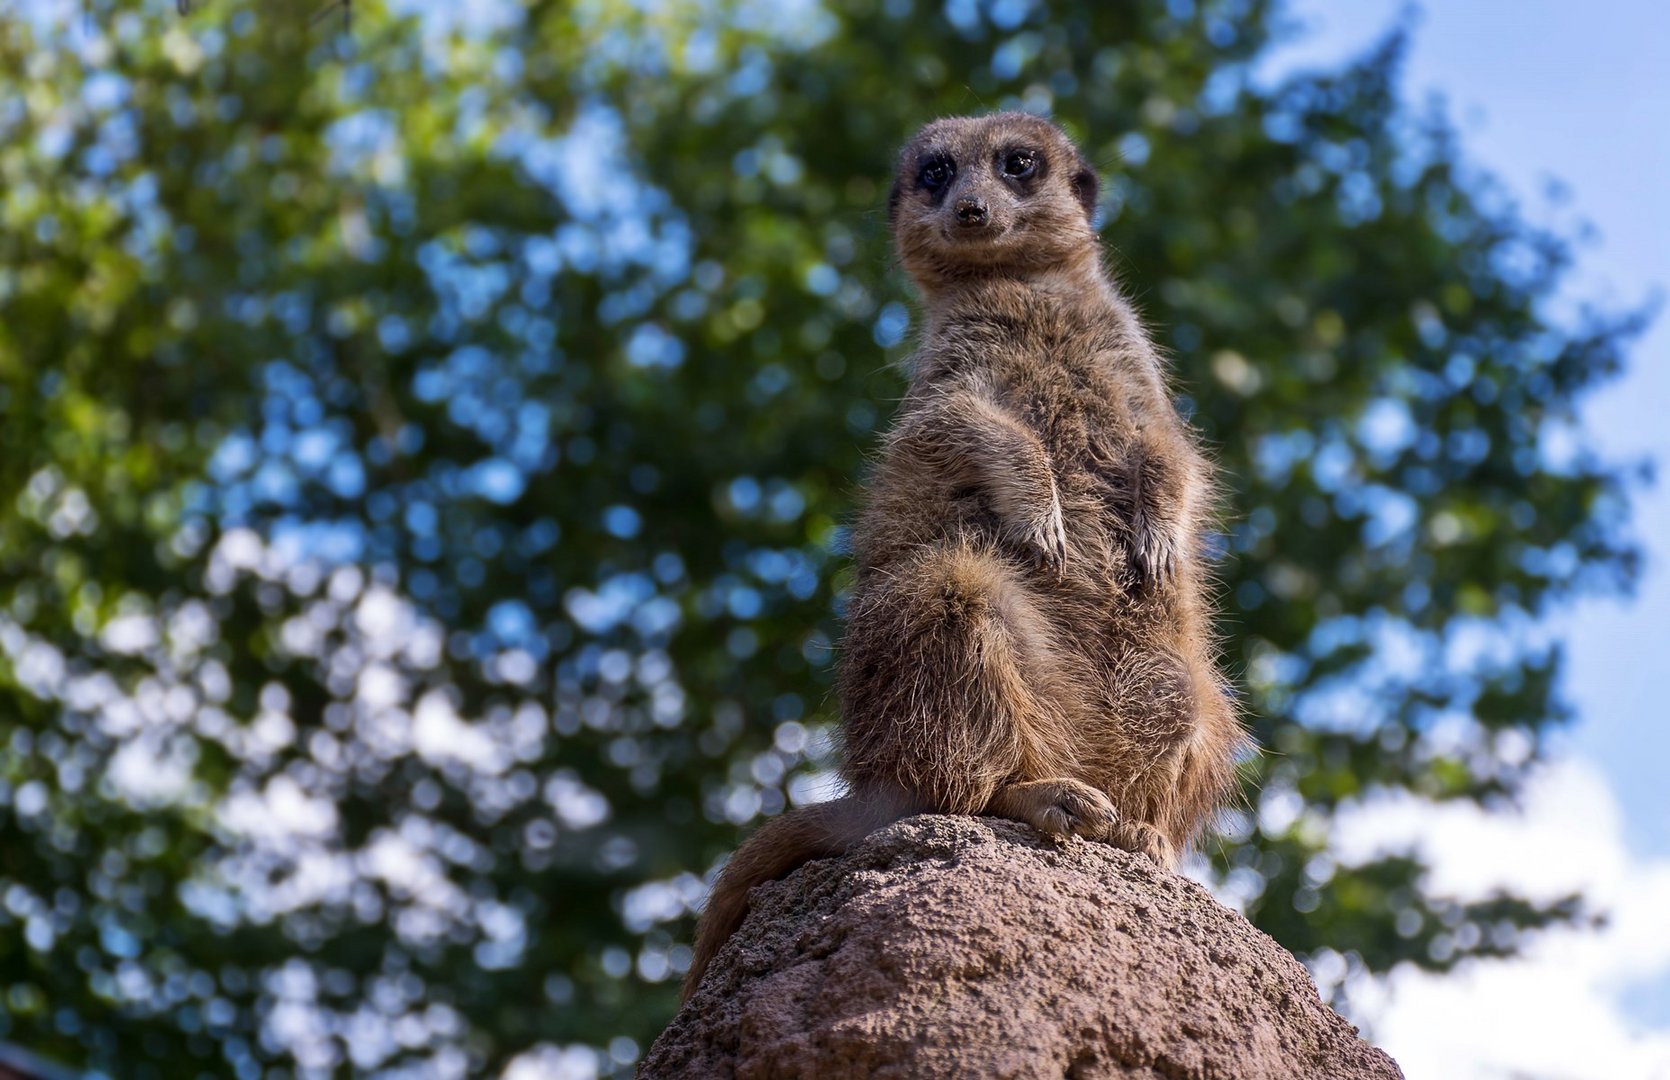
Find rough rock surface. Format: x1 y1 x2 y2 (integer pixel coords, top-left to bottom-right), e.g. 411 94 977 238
644 814 1402 1079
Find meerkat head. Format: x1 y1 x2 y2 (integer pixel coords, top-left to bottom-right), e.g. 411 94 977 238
888 112 1100 291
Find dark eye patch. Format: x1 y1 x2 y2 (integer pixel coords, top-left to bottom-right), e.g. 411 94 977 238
918 153 956 195
1001 148 1041 180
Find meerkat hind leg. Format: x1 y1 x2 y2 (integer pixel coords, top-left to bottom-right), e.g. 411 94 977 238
987 778 1118 840
988 779 1173 866
1109 819 1173 866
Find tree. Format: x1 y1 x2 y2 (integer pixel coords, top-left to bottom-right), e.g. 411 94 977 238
0 0 1641 1075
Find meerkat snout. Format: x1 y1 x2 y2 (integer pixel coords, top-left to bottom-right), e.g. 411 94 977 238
953 196 989 227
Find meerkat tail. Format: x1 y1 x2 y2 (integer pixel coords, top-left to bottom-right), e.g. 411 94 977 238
682 795 897 1002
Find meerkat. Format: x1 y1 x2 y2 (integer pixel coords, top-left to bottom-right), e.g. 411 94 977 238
683 112 1247 1001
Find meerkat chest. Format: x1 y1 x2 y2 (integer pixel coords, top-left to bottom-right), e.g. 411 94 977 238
935 306 1156 462
1000 348 1139 466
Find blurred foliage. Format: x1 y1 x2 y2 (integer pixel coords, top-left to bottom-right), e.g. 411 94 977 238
0 0 1644 1075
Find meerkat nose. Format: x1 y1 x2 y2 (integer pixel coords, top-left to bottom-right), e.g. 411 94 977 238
954 197 989 226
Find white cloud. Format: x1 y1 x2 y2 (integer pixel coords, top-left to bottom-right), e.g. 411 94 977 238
500 1043 603 1080
1335 757 1670 1079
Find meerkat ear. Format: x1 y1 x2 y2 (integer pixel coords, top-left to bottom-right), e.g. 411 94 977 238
887 177 903 225
1071 162 1099 222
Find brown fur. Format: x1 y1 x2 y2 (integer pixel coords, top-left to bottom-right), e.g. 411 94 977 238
684 113 1248 1001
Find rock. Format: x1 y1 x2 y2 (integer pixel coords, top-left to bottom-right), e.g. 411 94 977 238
643 814 1402 1079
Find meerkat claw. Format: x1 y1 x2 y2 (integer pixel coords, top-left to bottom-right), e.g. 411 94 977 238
1029 501 1069 578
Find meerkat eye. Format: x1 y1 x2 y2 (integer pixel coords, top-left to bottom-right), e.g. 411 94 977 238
1002 149 1038 179
919 156 955 192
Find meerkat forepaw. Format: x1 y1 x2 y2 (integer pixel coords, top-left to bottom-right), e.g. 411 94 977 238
1128 518 1182 584
1017 499 1069 578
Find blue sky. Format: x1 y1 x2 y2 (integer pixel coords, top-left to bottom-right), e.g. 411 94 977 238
1265 0 1670 855
1261 4 1670 1074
